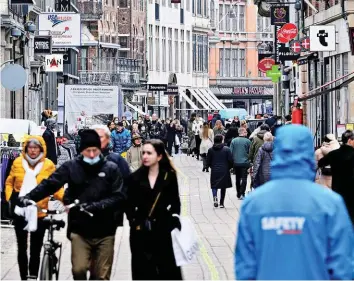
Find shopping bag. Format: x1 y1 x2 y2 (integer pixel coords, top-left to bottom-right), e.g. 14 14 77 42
171 216 199 266
175 135 181 146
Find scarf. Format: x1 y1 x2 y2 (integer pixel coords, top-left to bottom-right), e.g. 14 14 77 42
25 153 43 166
14 157 44 232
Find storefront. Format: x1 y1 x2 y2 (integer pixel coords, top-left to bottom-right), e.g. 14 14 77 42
210 85 274 117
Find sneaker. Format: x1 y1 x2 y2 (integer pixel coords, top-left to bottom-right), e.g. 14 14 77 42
213 196 218 207
220 204 225 208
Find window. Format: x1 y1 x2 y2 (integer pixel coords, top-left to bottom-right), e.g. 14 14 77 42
219 49 223 76
180 8 184 24
197 35 203 71
148 25 153 70
219 4 223 30
192 0 195 13
187 31 190 73
192 34 196 71
240 49 245 76
119 51 128 58
168 28 172 71
162 27 166 71
140 0 144 10
81 49 87 71
181 30 184 73
119 36 128 48
197 0 201 14
232 49 238 76
155 3 160 20
119 0 127 7
156 26 160 71
210 0 215 26
225 5 230 31
239 5 245 31
174 29 179 72
203 36 208 72
224 49 230 76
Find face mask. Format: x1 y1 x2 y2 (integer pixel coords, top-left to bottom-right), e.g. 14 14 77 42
141 126 145 131
83 155 100 165
277 121 282 125
114 121 119 124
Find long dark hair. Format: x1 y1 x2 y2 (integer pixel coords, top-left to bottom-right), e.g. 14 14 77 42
143 139 176 172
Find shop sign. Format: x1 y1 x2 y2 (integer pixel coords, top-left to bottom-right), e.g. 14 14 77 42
277 23 298 43
147 84 168 91
52 48 71 64
301 37 310 51
171 0 181 3
309 25 336 52
164 85 178 95
290 40 302 54
233 86 274 96
55 0 70 11
38 13 81 47
45 54 63 72
34 36 52 54
271 6 289 26
258 58 275 73
266 65 281 83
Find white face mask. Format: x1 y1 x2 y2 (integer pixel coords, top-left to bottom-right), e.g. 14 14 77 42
141 126 145 131
83 155 100 165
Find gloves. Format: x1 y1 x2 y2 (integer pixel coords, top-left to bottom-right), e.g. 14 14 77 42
17 196 32 208
171 216 181 231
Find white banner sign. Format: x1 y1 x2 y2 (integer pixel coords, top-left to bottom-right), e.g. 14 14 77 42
64 85 118 131
45 54 64 72
39 13 81 47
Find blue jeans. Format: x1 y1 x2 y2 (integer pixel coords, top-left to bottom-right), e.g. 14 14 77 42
212 188 226 205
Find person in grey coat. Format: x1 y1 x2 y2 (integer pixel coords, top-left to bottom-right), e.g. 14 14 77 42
207 135 233 208
252 132 274 188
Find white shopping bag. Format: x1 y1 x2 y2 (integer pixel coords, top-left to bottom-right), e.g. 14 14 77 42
171 216 199 266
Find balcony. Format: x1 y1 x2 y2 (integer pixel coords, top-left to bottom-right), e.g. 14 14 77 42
77 1 103 20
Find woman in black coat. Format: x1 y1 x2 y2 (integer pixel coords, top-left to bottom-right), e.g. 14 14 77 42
126 139 183 280
207 135 233 208
166 119 176 156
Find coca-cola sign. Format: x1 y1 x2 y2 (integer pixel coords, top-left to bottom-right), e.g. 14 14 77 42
277 23 298 43
233 86 274 96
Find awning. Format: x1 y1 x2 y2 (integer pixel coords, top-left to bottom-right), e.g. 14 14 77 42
206 88 227 109
178 88 199 110
126 102 146 116
197 89 220 110
298 72 354 101
188 89 210 110
192 89 213 109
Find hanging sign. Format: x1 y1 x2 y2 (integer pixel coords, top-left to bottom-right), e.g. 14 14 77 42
309 25 336 51
290 40 302 54
266 65 281 83
271 6 289 26
164 85 179 95
301 37 310 51
55 0 70 11
147 84 168 91
258 58 275 73
277 23 298 43
52 48 71 64
34 36 52 54
45 54 64 72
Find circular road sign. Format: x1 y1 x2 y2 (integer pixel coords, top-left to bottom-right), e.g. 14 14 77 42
1 64 27 91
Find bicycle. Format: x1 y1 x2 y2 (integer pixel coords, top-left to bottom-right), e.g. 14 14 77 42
22 199 93 280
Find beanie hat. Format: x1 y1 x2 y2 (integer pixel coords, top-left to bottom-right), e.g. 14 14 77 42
79 129 101 152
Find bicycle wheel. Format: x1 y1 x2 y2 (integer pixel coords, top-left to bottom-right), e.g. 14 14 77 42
39 253 53 280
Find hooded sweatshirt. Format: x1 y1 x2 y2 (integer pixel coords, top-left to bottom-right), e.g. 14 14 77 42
249 130 267 164
235 125 354 280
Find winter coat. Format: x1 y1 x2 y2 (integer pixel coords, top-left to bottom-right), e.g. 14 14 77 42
26 155 126 238
166 124 176 142
224 127 239 147
207 144 233 189
111 128 132 154
149 121 164 140
192 119 204 136
253 142 273 188
213 127 225 136
5 136 64 218
315 139 340 171
249 129 267 164
199 129 214 155
42 128 58 165
127 145 143 171
235 125 354 280
175 125 183 143
318 144 354 225
211 114 224 128
230 137 251 166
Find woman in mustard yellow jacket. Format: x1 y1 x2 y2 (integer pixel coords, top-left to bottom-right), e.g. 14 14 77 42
5 136 64 280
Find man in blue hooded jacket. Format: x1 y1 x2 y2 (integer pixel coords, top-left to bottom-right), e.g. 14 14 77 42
111 121 131 155
235 125 354 280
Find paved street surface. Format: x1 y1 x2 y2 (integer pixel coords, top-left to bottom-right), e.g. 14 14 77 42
1 154 247 280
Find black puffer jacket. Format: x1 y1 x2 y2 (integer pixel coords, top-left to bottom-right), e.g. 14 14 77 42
26 155 126 238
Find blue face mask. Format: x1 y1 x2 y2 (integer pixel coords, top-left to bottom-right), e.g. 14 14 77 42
83 155 100 165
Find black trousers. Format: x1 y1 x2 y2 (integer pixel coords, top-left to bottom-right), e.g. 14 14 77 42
14 217 46 280
194 135 201 158
167 138 174 156
234 165 248 198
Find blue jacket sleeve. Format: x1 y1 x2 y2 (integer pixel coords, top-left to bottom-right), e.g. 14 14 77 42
125 131 131 151
327 196 354 280
235 203 257 280
110 131 115 150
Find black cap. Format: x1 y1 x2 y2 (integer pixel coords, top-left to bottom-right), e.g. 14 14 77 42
79 129 101 152
117 121 124 127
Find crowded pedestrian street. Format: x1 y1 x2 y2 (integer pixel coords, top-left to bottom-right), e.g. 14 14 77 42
1 155 244 280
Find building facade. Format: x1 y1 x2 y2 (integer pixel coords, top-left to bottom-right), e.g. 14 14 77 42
300 0 354 144
208 0 274 116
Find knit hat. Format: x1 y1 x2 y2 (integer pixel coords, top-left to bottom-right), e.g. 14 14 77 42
79 129 101 152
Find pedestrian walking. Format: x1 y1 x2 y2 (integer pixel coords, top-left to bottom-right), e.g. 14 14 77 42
192 115 204 160
166 119 176 156
240 120 251 138
200 122 214 172
111 121 132 156
207 135 233 208
211 111 224 128
252 132 273 188
213 120 225 137
318 130 354 224
315 134 340 188
149 114 164 140
231 116 241 128
249 124 270 165
42 118 58 165
230 127 251 199
174 119 183 155
127 134 143 171
131 123 140 135
187 113 196 157
17 130 126 280
5 136 64 280
107 121 116 132
224 123 238 147
235 125 354 280
126 139 183 280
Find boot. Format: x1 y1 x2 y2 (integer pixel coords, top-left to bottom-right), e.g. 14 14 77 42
206 168 209 172
202 167 205 172
213 196 218 208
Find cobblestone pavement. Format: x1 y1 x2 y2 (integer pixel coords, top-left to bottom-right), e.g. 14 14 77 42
1 154 248 280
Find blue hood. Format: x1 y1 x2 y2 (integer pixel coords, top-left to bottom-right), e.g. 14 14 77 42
271 125 315 180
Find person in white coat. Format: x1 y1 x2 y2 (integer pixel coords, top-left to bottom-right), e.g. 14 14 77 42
200 122 214 172
192 115 204 160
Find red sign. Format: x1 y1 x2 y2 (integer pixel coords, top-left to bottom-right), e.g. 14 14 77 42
258 58 275 73
301 37 310 50
277 23 298 43
290 40 302 53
